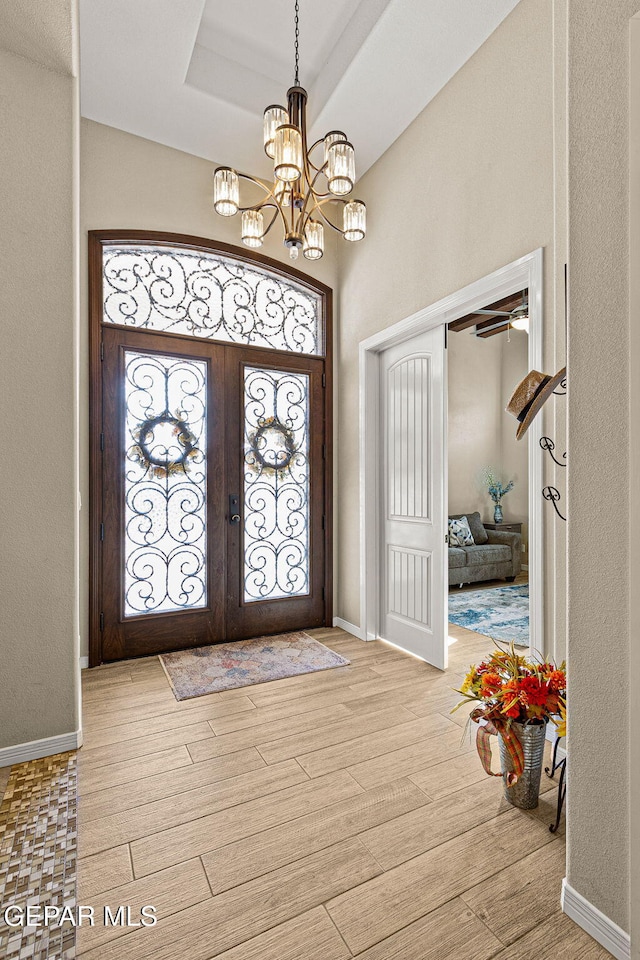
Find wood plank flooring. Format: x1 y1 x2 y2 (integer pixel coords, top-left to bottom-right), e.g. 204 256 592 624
78 625 608 960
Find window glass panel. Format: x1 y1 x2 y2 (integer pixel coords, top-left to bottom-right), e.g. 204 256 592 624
124 351 207 616
103 245 322 355
243 367 310 602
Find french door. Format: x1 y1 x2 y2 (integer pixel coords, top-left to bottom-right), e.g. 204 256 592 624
90 232 332 664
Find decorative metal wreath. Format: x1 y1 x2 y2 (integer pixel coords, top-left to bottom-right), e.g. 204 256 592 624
131 412 198 478
249 416 295 471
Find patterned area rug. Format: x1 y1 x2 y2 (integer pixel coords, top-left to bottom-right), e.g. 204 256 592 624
159 630 351 700
0 752 77 960
448 584 529 645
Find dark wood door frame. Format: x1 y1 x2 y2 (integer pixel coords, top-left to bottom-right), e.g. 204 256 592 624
89 230 333 667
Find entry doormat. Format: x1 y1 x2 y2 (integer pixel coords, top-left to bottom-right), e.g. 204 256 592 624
448 584 529 645
159 631 351 700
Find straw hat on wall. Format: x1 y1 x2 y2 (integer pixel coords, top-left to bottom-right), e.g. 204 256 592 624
506 367 566 440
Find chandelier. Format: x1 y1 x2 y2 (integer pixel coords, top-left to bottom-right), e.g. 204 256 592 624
212 0 366 262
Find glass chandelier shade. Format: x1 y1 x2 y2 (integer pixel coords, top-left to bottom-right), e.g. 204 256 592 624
343 200 366 241
326 140 355 196
303 221 324 260
211 2 367 261
273 124 304 183
241 209 264 248
263 105 289 159
213 167 240 217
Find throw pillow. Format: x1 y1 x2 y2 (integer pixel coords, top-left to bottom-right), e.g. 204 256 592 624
449 511 488 544
448 516 475 547
464 511 489 545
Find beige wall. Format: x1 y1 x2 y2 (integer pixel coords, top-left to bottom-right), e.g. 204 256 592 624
448 332 502 519
630 16 640 955
79 119 339 660
565 0 637 934
448 328 529 554
338 0 559 634
0 4 80 748
500 330 530 554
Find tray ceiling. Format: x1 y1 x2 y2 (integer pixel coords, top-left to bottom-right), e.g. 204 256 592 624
79 0 521 179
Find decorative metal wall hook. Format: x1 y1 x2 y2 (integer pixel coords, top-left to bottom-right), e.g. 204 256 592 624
538 373 567 522
539 436 567 469
553 375 567 396
542 486 566 522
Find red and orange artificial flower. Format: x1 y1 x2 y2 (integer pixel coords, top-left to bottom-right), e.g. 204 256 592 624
453 642 566 733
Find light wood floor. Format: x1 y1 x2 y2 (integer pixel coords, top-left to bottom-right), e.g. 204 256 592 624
77 625 608 960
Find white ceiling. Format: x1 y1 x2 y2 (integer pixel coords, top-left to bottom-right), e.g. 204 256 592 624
79 0 521 180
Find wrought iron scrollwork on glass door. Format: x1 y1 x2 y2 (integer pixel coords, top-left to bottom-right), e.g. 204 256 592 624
243 366 310 602
123 351 207 615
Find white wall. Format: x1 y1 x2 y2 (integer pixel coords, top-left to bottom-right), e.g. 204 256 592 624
0 1 80 750
79 119 339 660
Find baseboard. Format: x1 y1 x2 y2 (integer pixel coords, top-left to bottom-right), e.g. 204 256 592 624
0 729 83 767
562 879 630 960
522 563 529 571
79 656 89 669
332 617 366 640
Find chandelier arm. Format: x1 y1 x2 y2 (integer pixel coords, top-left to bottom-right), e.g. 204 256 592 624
237 172 273 192
234 173 292 235
307 163 331 197
235 172 283 206
314 201 347 236
306 140 327 173
239 197 290 238
259 208 280 239
298 171 331 230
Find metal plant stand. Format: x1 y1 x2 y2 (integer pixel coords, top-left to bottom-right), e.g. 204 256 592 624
544 735 567 833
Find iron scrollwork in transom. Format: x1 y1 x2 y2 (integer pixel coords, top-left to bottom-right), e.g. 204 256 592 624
102 245 323 355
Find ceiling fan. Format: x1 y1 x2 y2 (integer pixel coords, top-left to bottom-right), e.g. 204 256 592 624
473 292 529 332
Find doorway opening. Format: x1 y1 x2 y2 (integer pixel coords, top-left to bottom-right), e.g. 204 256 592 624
446 291 530 651
359 249 543 669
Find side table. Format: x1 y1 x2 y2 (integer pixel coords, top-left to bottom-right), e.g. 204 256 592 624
482 521 523 535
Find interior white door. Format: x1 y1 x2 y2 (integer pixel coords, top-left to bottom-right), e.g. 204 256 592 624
379 327 446 669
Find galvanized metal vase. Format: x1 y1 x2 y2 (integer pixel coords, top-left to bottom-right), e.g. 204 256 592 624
499 721 547 809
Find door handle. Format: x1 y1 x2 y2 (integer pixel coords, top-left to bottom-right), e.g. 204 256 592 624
229 494 241 525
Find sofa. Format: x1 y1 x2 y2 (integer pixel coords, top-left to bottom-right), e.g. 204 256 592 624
448 511 521 587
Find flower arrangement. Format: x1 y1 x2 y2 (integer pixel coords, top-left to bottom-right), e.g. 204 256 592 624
453 644 566 792
454 644 566 730
483 468 514 505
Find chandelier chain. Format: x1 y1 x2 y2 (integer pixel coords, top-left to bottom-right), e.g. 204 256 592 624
294 0 300 85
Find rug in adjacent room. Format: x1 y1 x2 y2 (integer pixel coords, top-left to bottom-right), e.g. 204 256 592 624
159 631 351 700
448 584 529 645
